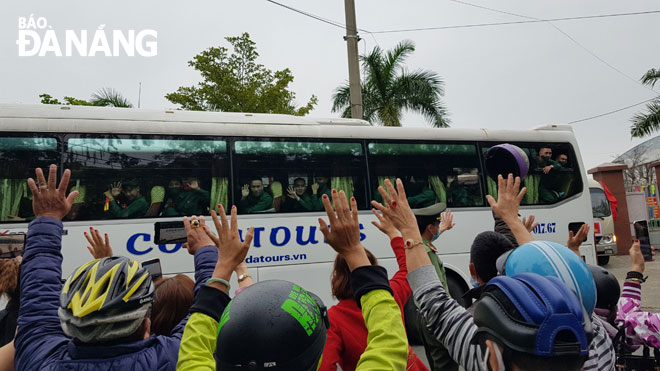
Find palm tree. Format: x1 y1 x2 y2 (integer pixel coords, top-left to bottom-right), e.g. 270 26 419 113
91 88 133 108
332 40 449 127
630 68 660 137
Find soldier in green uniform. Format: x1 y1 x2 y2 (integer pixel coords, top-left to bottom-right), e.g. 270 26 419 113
104 179 149 218
282 178 316 212
238 178 273 213
536 147 565 204
309 176 332 211
406 203 459 371
162 177 210 217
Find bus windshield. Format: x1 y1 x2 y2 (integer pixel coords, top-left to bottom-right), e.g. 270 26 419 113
590 188 611 218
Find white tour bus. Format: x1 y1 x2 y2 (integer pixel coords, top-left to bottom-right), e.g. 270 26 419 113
0 104 596 306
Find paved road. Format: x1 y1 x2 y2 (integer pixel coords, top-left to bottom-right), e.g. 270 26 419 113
412 255 660 368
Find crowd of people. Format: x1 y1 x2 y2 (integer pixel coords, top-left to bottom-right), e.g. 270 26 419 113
0 164 658 370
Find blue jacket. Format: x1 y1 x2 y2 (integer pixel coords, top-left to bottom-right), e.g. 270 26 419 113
15 217 217 371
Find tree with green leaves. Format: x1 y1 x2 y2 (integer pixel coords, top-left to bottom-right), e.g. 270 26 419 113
39 88 132 108
166 33 317 116
332 40 449 127
631 68 660 137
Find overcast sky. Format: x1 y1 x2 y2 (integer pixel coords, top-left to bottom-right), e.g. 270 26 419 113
1 0 659 171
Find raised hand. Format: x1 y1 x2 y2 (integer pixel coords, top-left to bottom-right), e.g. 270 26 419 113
241 184 250 199
370 179 418 235
27 164 79 220
311 183 320 195
486 174 526 223
566 223 590 255
629 240 645 274
371 208 399 240
84 227 113 259
522 215 539 233
183 215 215 255
486 174 532 246
286 186 299 200
439 209 455 234
204 205 254 274
318 190 369 270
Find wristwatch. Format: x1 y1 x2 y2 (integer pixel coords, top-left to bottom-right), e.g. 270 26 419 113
238 273 252 283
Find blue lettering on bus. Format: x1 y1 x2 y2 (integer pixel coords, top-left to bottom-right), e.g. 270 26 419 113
253 227 266 248
295 226 318 246
158 243 182 253
270 227 291 247
131 224 370 255
532 222 557 234
127 233 153 255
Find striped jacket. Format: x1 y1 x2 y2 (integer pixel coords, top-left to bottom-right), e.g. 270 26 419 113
616 281 660 348
408 265 615 371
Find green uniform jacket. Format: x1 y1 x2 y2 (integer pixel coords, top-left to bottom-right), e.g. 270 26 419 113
176 289 408 371
281 193 316 213
238 192 273 213
163 189 211 217
109 196 148 218
407 188 436 209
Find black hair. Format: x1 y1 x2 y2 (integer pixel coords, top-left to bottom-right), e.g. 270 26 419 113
293 177 306 185
470 231 514 282
416 215 439 235
249 177 263 184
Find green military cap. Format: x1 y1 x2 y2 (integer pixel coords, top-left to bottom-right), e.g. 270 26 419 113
412 202 447 218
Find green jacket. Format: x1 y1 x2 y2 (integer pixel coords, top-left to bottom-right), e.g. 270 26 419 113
238 192 273 213
281 193 316 213
176 289 408 371
163 189 211 217
108 196 148 218
407 188 436 209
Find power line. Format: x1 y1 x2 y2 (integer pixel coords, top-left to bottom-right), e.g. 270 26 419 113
446 0 658 94
265 0 345 29
567 96 658 125
369 10 660 34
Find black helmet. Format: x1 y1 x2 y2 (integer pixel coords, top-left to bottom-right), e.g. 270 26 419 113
587 264 620 310
215 280 329 370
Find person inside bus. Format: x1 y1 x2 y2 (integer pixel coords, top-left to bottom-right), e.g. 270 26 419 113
406 176 436 208
282 177 316 212
308 175 332 210
14 165 219 370
319 207 428 371
104 179 149 218
404 203 458 371
162 177 210 217
373 178 592 371
238 177 273 213
555 153 569 167
446 173 471 207
536 147 565 204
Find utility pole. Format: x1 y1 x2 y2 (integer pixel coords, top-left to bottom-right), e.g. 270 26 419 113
344 0 363 119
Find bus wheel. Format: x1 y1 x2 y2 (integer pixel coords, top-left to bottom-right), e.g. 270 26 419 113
597 255 610 266
447 273 470 308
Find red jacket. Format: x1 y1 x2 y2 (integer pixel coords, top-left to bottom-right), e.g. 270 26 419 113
319 237 428 371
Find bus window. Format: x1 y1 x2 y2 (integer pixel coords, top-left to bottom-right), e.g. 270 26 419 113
368 142 483 208
0 136 60 222
233 140 367 214
483 143 582 205
590 188 611 218
64 136 228 220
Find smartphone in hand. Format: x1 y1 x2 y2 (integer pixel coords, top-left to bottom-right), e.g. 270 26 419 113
142 258 162 279
155 221 187 244
633 220 653 261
